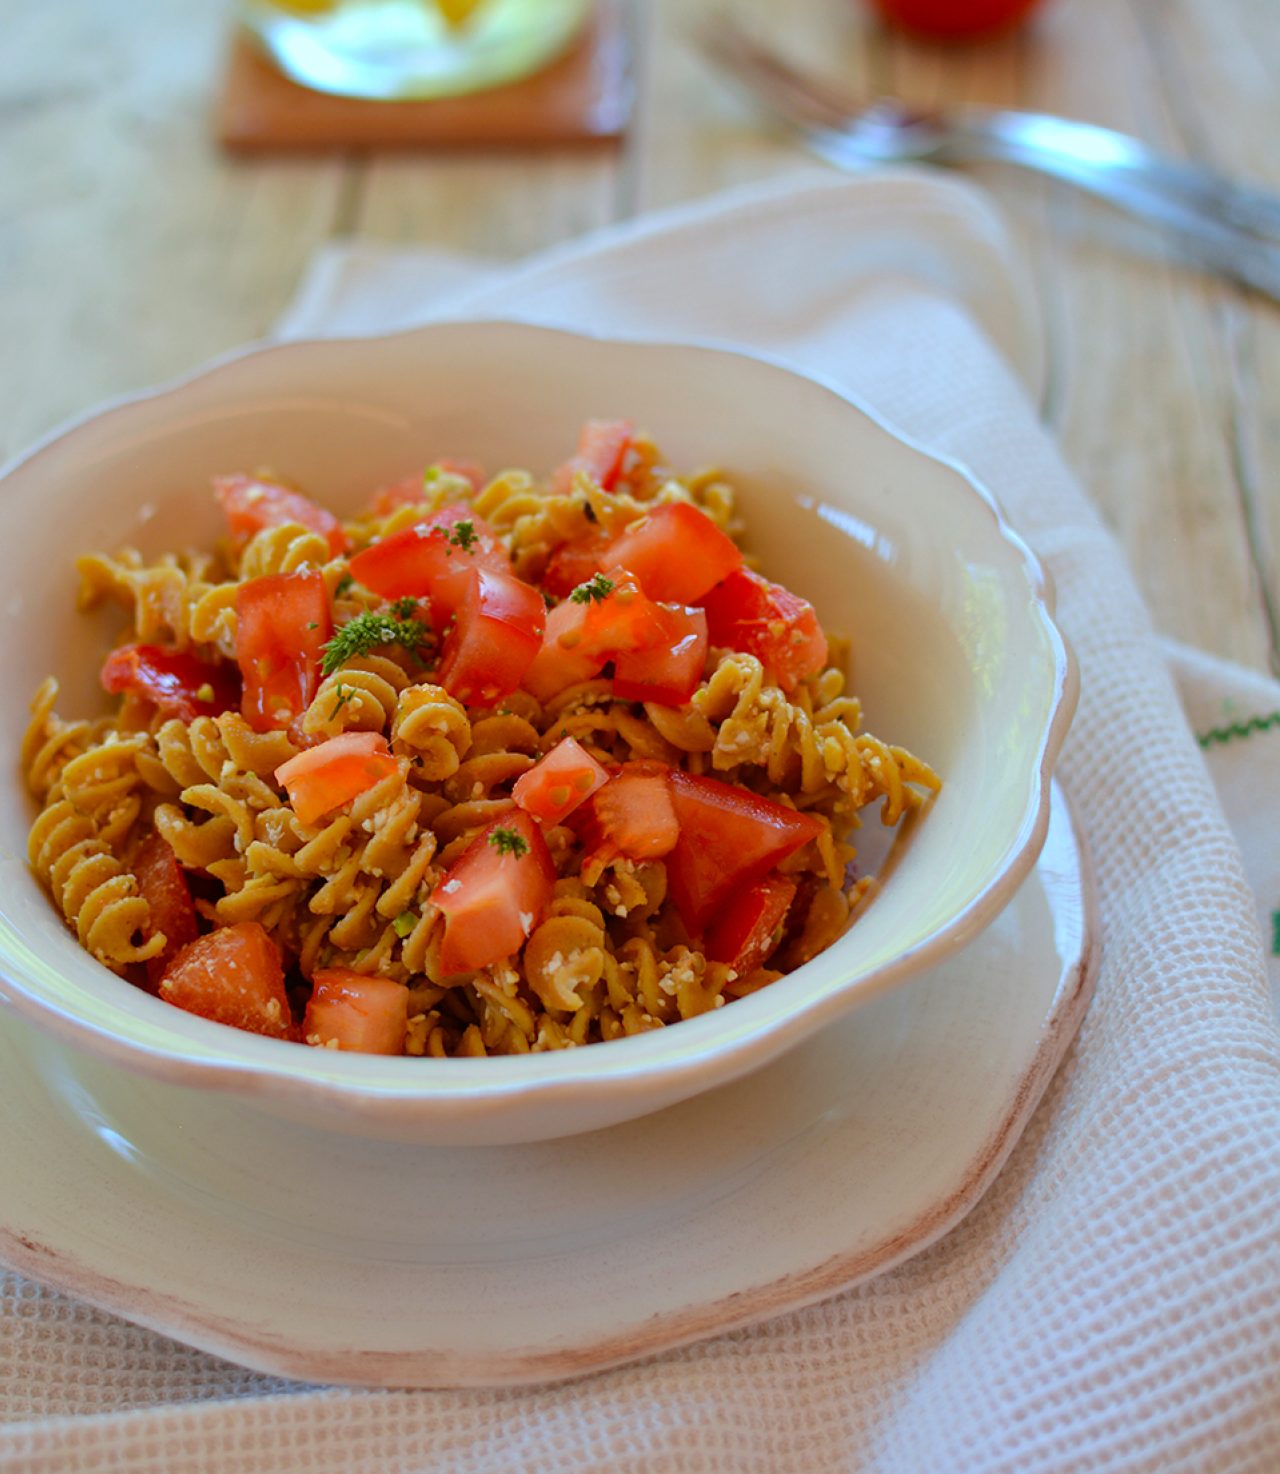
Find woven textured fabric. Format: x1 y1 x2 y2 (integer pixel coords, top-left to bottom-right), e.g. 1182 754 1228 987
3 172 1278 1474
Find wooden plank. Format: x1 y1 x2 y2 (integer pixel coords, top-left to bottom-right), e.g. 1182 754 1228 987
1127 0 1280 674
630 0 867 213
353 150 618 256
884 0 1273 670
0 0 350 458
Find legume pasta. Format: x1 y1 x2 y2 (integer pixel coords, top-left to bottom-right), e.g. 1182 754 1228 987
23 426 939 1057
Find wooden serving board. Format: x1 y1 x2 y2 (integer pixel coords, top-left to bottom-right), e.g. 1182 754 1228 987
215 1 634 154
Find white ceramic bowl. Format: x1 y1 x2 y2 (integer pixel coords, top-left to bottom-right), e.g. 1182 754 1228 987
0 322 1075 1145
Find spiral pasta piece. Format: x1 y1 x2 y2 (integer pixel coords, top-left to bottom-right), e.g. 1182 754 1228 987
28 800 164 969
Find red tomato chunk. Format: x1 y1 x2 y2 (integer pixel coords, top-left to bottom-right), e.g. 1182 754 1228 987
701 568 828 692
100 643 240 723
513 737 609 826
275 732 399 825
215 474 347 558
135 831 199 990
612 605 708 706
160 922 295 1040
348 505 508 631
604 503 742 605
523 598 605 703
573 761 680 866
431 811 556 976
704 875 797 977
552 418 634 495
522 569 670 703
666 772 824 934
236 571 331 733
542 530 610 600
437 567 546 707
304 969 409 1055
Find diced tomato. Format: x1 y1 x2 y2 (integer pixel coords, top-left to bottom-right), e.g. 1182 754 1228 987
666 772 824 934
431 810 556 976
572 761 680 865
580 568 669 656
522 597 603 703
523 569 672 702
700 568 828 692
603 503 742 604
368 475 428 518
100 643 240 723
303 969 409 1055
436 567 546 707
704 875 797 976
275 731 399 825
135 831 199 990
159 921 294 1040
513 736 609 826
349 505 508 632
542 529 610 599
236 570 331 733
215 473 347 558
551 419 634 495
612 605 708 706
435 458 485 492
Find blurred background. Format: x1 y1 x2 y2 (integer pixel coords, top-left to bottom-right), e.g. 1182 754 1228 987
1 0 1276 671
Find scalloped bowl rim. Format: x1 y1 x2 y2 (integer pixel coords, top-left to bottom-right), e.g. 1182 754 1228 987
0 320 1077 1128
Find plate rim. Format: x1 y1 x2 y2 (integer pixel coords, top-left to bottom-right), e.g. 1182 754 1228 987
0 783 1096 1388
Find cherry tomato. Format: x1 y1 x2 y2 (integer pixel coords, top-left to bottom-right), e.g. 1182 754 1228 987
159 922 295 1040
214 473 347 558
552 419 634 495
603 503 742 605
431 810 556 976
704 875 797 976
275 731 399 825
612 604 708 706
100 643 240 723
235 570 332 733
134 831 199 990
437 566 546 707
512 736 610 826
571 761 680 866
701 568 828 692
866 0 1042 40
348 505 508 631
666 771 824 934
303 969 409 1054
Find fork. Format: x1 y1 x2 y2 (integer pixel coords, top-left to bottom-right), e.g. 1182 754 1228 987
696 16 1280 304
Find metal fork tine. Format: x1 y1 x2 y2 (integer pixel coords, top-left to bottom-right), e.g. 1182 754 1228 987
694 15 857 135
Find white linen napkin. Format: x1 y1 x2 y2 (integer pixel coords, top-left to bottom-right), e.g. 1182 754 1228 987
3 170 1278 1474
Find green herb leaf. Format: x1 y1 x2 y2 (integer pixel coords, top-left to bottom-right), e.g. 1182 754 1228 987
445 520 478 553
392 910 418 939
321 611 429 678
488 825 530 859
334 573 355 598
569 572 615 605
390 596 418 620
329 682 354 719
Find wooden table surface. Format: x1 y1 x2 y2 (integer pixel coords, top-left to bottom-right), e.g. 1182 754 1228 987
3 0 1276 675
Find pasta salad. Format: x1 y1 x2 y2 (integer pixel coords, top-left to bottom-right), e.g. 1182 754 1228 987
23 421 939 1056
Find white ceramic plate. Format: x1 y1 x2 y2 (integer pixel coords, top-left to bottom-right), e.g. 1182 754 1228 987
0 785 1093 1386
0 322 1076 1143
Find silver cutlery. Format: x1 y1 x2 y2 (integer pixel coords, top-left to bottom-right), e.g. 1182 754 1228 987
696 15 1280 304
